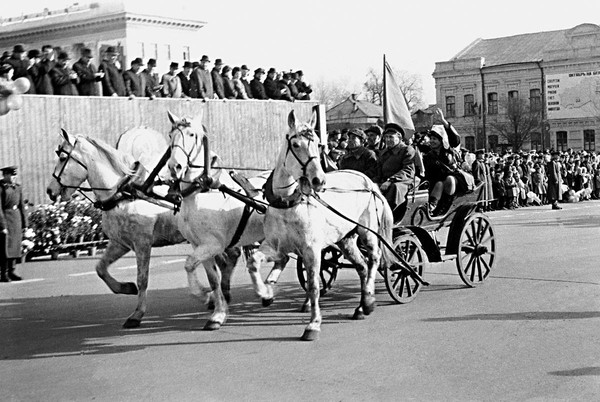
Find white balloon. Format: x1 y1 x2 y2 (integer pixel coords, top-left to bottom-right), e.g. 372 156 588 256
6 94 23 110
13 77 30 94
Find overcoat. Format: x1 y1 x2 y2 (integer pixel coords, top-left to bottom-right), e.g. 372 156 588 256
99 60 126 96
34 58 55 94
212 69 225 99
546 159 563 201
250 78 267 99
373 143 416 209
0 182 26 259
72 59 101 96
49 65 79 96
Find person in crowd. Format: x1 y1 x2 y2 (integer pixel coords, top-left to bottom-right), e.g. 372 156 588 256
546 150 563 210
338 129 349 150
177 61 194 98
372 123 416 220
221 65 236 99
327 130 341 152
191 55 213 100
240 65 253 99
161 62 181 98
250 68 267 100
365 125 383 155
25 49 40 94
142 59 162 98
329 146 345 165
531 162 547 205
5 45 29 84
502 167 518 209
338 128 377 176
295 70 312 100
264 68 281 100
72 47 103 96
99 46 126 97
123 58 147 98
49 51 79 95
472 149 493 207
232 66 248 99
0 166 27 283
277 72 294 102
211 58 225 99
422 108 465 215
287 72 300 100
35 45 55 95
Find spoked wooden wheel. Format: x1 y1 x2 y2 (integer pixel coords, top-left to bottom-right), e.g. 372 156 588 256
456 212 496 287
384 234 427 304
296 246 340 296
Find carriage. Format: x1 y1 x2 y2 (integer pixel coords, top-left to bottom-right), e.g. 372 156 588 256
296 179 496 304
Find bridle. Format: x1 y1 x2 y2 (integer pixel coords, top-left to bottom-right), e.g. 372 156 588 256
169 121 209 185
284 127 320 179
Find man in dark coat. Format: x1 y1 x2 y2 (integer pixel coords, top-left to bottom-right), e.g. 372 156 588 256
141 58 161 98
240 65 253 99
5 45 29 82
191 55 213 99
372 123 416 219
72 48 102 96
0 166 27 282
222 65 236 99
295 70 312 100
178 61 194 98
471 149 493 208
211 58 225 99
250 68 267 100
338 128 377 176
277 72 294 102
99 46 126 97
123 58 147 98
25 49 40 95
35 45 55 95
49 52 79 95
264 68 281 99
547 151 563 210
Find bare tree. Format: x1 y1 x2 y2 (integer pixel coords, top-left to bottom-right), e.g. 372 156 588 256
489 98 542 151
362 66 426 111
312 77 359 110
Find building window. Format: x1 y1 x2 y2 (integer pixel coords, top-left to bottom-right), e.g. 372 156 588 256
584 129 595 151
183 46 190 61
556 131 568 151
464 94 475 116
487 92 498 115
530 132 542 151
530 89 541 111
465 136 475 151
488 134 498 151
508 90 519 100
445 96 455 117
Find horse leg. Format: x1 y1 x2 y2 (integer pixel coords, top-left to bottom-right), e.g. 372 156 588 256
356 232 380 316
337 236 373 320
301 246 322 341
216 247 242 304
123 243 152 328
246 249 273 304
260 255 290 307
203 256 228 331
184 254 212 305
95 240 135 295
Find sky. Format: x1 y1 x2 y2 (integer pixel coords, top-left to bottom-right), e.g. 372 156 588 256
2 0 600 104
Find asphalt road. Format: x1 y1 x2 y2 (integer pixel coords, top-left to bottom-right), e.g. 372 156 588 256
1 201 600 401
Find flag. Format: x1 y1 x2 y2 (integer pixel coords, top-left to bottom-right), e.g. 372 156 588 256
383 56 414 139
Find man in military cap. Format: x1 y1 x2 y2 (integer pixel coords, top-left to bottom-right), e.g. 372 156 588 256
365 125 384 155
372 123 416 220
0 166 27 282
338 128 377 176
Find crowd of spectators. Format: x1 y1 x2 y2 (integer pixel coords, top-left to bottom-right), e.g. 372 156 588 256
0 44 312 101
324 123 595 213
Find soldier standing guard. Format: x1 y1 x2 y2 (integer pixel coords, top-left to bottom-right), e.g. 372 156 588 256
0 166 27 282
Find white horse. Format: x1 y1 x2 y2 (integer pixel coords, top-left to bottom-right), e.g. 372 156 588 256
166 112 273 330
247 110 398 341
46 129 236 328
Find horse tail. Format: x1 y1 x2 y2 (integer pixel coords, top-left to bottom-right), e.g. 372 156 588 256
374 189 398 269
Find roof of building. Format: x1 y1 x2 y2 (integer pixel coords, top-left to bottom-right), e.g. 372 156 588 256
451 23 600 66
327 95 383 118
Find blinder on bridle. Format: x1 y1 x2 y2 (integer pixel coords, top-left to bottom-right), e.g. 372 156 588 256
285 127 320 177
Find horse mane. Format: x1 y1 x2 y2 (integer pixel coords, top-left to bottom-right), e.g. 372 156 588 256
84 136 135 176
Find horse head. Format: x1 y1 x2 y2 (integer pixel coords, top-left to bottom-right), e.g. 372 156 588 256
283 110 326 194
166 111 208 182
46 129 89 202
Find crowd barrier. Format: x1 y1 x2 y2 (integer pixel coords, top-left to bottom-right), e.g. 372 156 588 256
0 96 320 204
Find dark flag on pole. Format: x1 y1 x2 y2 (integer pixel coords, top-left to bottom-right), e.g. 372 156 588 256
383 55 415 140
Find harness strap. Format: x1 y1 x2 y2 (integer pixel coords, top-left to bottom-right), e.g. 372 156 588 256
311 194 428 286
226 204 255 249
92 162 142 211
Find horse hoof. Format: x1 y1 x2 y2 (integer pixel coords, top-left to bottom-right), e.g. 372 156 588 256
203 320 222 331
122 318 141 328
121 282 138 295
353 309 365 320
301 329 320 341
262 298 274 307
362 297 376 316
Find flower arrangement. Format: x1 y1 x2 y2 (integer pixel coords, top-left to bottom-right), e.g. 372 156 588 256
27 197 105 254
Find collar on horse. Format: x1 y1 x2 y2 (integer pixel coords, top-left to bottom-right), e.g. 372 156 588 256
263 171 303 209
92 162 146 211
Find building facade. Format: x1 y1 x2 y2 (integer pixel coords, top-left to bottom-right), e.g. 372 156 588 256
0 2 205 75
433 23 600 152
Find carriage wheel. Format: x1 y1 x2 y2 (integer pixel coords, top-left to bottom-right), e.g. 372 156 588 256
456 212 496 287
384 234 427 304
296 246 340 296
411 205 427 226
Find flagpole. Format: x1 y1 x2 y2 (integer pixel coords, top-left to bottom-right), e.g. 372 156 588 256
383 54 387 125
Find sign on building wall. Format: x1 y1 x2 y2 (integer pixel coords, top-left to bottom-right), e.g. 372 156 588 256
546 71 600 119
